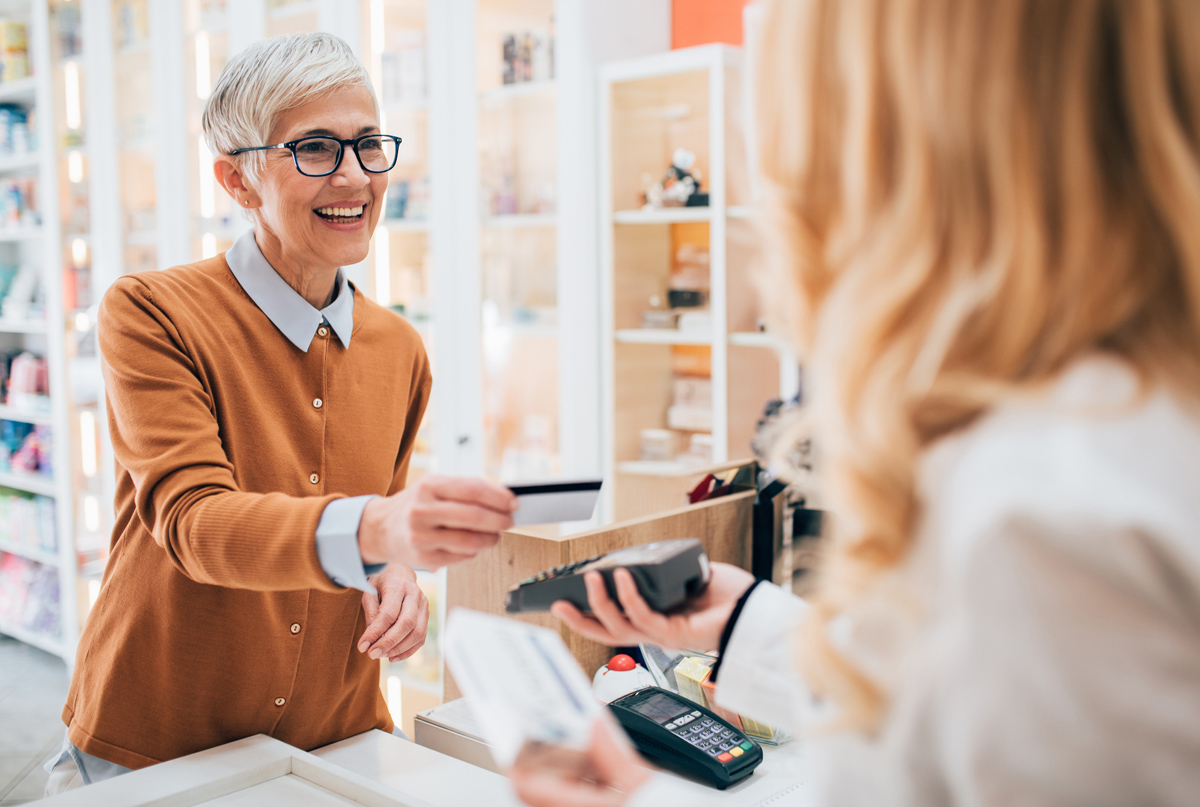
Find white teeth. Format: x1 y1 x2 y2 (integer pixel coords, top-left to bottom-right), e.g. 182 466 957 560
316 205 364 217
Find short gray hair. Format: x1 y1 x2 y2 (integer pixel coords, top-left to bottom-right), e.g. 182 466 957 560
202 32 376 185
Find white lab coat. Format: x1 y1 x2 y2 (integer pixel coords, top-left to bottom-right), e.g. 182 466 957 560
631 356 1200 806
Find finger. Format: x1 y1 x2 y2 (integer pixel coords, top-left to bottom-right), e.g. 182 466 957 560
359 600 400 654
415 500 515 534
367 608 419 661
584 572 639 640
362 583 420 658
427 475 518 513
358 592 383 652
550 600 624 645
412 528 501 558
613 568 676 638
382 597 430 661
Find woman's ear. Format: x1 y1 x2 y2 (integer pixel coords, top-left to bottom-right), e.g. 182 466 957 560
213 156 259 209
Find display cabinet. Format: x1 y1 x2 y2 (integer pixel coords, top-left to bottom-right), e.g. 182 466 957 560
0 0 80 663
600 44 799 522
474 0 559 483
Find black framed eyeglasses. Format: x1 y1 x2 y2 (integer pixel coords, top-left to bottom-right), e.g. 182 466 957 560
230 134 402 177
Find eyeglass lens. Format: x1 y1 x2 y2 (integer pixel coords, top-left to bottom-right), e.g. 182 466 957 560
294 136 398 176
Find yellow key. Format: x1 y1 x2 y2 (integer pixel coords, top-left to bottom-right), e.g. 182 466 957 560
731 747 744 757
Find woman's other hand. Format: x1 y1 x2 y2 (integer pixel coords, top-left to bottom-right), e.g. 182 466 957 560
551 562 755 652
359 475 518 570
358 565 429 662
510 719 651 807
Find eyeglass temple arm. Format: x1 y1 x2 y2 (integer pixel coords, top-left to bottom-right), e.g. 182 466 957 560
228 144 292 155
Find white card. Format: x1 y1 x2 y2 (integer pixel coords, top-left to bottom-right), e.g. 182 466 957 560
508 478 602 527
443 609 603 768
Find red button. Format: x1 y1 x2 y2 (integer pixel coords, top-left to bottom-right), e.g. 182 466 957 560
608 654 636 672
718 752 733 762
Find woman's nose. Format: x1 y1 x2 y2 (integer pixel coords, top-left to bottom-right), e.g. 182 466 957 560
330 150 371 187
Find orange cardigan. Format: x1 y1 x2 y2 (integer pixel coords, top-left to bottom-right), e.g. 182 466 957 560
62 255 431 769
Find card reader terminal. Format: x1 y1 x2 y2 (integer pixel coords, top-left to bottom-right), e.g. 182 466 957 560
504 538 711 614
609 686 763 789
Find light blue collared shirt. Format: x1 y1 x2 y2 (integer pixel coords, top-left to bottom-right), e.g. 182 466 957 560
224 230 385 593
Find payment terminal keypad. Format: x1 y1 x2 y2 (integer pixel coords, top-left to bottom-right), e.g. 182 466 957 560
662 710 755 765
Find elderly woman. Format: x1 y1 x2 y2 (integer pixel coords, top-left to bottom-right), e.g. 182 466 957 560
44 33 515 793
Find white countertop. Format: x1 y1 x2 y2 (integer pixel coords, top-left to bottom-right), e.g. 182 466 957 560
318 729 811 807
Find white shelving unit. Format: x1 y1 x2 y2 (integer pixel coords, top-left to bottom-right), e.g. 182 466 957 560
0 0 79 664
600 44 799 522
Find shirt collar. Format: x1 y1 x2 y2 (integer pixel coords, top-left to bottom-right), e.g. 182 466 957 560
225 229 355 352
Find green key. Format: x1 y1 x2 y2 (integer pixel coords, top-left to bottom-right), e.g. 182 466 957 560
740 741 754 751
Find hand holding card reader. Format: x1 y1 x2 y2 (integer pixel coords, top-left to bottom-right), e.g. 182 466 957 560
505 538 711 614
609 687 762 789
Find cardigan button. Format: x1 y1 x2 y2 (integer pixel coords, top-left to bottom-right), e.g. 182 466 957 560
318 327 329 337
313 398 323 409
274 697 286 707
309 473 319 484
290 623 301 634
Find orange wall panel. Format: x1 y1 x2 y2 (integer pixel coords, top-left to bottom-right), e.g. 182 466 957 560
672 0 752 48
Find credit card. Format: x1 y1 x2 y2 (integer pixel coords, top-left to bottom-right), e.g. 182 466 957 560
507 478 603 526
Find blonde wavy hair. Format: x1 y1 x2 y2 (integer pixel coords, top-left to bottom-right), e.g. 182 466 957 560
755 0 1200 729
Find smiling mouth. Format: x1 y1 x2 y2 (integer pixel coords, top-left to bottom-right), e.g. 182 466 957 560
314 204 365 222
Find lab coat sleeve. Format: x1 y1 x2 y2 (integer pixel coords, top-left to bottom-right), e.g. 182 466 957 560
713 583 814 735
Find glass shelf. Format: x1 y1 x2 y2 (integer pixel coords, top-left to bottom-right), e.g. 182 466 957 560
476 0 558 482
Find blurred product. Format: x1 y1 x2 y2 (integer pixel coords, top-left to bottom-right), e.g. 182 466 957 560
0 490 57 553
639 428 677 462
0 553 60 637
642 148 707 209
501 29 553 85
0 21 28 83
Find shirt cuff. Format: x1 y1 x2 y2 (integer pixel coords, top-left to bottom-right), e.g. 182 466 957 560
315 495 384 593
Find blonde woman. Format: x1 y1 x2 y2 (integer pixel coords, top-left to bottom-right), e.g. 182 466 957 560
513 0 1200 804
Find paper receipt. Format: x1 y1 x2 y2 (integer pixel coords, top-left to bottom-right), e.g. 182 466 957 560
444 609 603 768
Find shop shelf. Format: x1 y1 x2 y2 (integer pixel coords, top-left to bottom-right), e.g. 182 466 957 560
728 331 785 349
0 227 44 243
0 621 64 656
0 153 39 174
0 472 57 497
0 539 58 566
616 460 715 477
0 318 47 334
615 329 711 346
613 207 712 225
0 78 36 104
0 404 54 425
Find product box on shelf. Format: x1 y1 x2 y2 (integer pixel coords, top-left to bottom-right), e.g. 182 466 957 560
0 490 57 554
0 552 61 639
0 419 53 477
0 104 31 156
0 21 28 84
